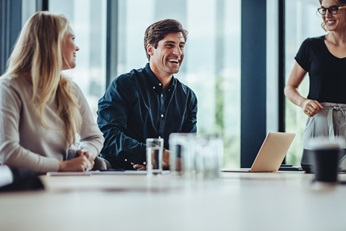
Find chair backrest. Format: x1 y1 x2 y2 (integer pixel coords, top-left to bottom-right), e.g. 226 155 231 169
92 156 112 171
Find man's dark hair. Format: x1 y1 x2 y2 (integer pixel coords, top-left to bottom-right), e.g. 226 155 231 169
144 19 188 60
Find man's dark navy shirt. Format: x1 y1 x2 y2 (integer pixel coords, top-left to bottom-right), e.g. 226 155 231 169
97 63 198 170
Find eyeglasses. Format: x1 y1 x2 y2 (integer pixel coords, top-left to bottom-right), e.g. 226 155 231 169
317 5 346 15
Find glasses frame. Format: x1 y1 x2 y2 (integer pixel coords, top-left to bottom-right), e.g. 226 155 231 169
317 5 346 15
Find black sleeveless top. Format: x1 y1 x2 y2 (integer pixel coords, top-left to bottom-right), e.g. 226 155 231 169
295 35 346 103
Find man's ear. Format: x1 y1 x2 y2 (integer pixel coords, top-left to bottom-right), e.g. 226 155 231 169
146 44 154 57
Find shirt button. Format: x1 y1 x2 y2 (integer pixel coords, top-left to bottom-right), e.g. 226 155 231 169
161 94 163 97
124 159 127 162
159 83 162 86
161 114 164 118
153 86 155 89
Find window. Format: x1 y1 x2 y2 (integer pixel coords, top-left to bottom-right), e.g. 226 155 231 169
49 0 107 117
285 0 324 165
118 0 241 167
48 0 241 168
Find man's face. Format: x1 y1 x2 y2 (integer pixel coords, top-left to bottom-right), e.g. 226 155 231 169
147 32 185 77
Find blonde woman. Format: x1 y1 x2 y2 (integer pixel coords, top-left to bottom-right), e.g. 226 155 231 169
0 12 104 173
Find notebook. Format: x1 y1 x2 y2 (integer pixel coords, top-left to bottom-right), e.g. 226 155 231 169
222 132 296 172
46 170 170 176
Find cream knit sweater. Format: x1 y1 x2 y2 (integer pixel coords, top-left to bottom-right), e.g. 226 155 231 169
0 75 104 172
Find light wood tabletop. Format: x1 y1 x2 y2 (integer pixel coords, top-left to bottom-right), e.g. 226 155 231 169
1 171 346 231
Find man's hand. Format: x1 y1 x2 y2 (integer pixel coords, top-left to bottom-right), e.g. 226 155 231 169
132 163 146 170
162 149 170 170
132 148 171 170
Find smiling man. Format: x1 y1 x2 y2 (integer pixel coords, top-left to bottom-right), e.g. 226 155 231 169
97 19 198 170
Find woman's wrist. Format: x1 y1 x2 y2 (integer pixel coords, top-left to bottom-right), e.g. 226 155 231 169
58 161 65 172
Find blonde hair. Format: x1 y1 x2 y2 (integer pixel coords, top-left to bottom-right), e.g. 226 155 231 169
4 11 81 146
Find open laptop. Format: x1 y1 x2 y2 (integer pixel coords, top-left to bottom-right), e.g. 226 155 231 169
222 132 296 172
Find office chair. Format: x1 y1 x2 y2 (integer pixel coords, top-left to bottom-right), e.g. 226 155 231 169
92 156 112 171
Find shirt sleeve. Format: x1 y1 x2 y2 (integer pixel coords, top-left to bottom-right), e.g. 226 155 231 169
295 38 311 71
97 77 145 163
73 83 104 157
182 89 198 133
0 79 59 172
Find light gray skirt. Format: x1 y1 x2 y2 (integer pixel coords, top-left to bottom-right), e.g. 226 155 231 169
303 102 346 145
302 102 346 166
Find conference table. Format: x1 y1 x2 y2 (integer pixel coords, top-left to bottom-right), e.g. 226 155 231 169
1 171 346 231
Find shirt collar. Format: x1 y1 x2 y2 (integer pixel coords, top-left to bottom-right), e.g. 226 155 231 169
144 63 176 92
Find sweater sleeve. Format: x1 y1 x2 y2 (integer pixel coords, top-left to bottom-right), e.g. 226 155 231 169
0 78 59 172
74 83 104 157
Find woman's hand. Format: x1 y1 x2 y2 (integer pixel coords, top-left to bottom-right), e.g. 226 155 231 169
76 150 94 164
302 99 323 117
58 150 95 172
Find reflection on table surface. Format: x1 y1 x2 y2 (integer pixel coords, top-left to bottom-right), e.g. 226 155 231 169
1 171 346 231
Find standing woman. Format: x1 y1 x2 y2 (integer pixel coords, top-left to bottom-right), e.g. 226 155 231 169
0 12 104 173
285 0 346 172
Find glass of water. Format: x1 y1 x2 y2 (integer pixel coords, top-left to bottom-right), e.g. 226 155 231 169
146 138 164 175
